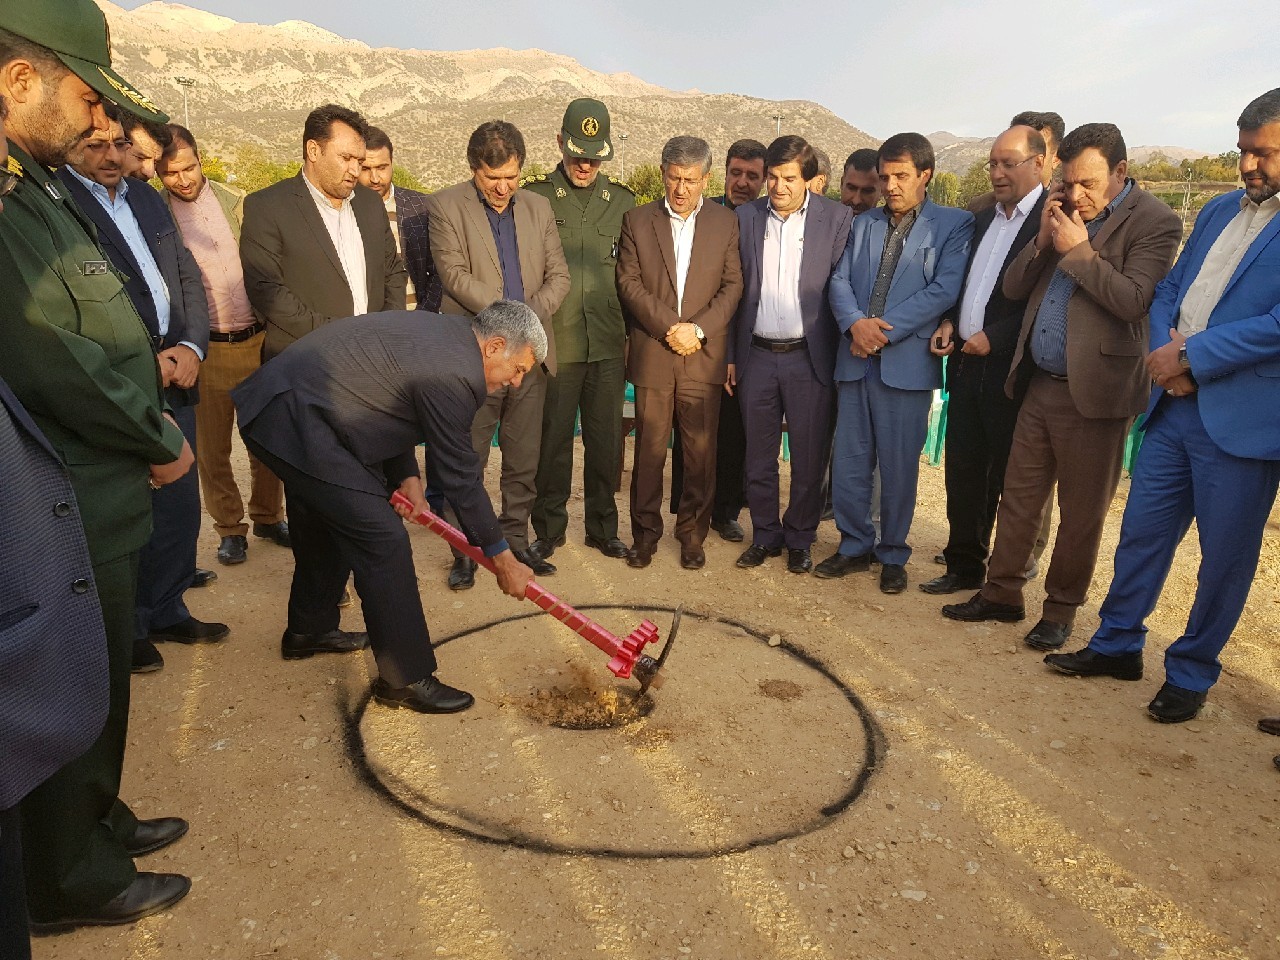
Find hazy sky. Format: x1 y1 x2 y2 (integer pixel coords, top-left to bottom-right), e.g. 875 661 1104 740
119 0 1269 153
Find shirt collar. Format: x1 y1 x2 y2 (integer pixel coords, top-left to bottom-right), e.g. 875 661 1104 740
67 164 128 203
999 182 1043 221
302 170 350 211
768 193 810 222
1241 190 1280 213
664 195 704 222
1096 178 1133 222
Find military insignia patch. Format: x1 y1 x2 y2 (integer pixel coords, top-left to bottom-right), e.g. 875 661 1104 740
555 187 567 198
581 116 600 137
601 189 610 202
6 155 23 177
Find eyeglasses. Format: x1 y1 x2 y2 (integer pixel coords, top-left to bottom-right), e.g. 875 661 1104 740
985 155 1041 173
0 171 18 198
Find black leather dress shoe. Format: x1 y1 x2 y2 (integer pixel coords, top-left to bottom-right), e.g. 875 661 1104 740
941 592 1026 623
933 552 946 565
585 535 629 558
813 551 871 579
736 543 782 568
626 543 655 569
125 817 189 857
190 568 217 588
515 547 556 576
1258 716 1280 737
253 521 291 548
528 535 565 560
29 872 191 933
216 535 247 565
919 572 983 595
149 616 229 645
448 557 477 590
787 548 812 574
680 544 706 570
1024 618 1071 651
131 639 163 674
280 629 369 660
372 676 474 714
879 563 907 594
1043 646 1143 681
1147 682 1207 723
711 518 745 542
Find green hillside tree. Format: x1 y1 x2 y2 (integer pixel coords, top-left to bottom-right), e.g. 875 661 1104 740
956 160 992 210
929 170 960 207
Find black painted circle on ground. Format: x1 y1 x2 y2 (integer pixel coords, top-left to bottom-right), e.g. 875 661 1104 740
345 605 885 859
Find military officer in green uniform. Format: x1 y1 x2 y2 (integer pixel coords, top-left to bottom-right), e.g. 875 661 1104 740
0 0 196 930
526 98 635 560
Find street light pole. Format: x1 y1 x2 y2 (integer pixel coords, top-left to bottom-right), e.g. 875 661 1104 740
618 132 629 180
175 76 196 128
771 113 786 135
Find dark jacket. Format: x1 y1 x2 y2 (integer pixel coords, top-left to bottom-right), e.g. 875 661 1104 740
58 169 212 408
232 311 505 551
240 174 406 360
394 185 442 312
0 375 109 809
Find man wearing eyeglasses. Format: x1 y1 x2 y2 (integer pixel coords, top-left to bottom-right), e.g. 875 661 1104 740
59 106 224 675
922 126 1047 596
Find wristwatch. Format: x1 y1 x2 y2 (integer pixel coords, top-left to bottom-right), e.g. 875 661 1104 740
1177 344 1190 370
694 324 708 346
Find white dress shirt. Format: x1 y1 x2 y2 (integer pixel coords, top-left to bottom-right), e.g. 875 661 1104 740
303 171 368 317
958 183 1043 340
665 196 704 317
754 197 808 339
1178 192 1280 337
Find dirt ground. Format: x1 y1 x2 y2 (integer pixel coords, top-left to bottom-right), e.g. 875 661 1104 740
34 432 1280 960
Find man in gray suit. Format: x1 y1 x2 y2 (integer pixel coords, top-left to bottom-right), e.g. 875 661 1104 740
426 121 570 587
233 303 538 713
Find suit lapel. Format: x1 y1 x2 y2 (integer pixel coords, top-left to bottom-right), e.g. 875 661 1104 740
353 191 381 307
864 212 888 287
650 203 678 296
463 188 501 276
799 199 825 287
290 175 345 280
1091 188 1135 249
893 201 932 285
749 203 766 279
1223 198 1280 297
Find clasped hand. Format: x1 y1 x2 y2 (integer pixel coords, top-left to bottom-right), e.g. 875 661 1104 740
849 316 892 358
665 322 702 356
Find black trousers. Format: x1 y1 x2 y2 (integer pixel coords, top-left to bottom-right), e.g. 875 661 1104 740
941 352 1021 580
532 357 625 543
1 807 31 960
246 441 438 688
135 402 200 637
670 386 745 524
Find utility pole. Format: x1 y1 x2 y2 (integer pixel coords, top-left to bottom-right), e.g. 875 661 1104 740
771 113 786 135
618 132 628 180
175 76 196 128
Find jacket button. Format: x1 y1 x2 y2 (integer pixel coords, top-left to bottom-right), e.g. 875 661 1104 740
72 578 91 594
54 500 73 517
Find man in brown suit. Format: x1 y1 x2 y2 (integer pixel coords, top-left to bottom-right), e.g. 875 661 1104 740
426 121 570 586
943 123 1182 649
617 135 744 570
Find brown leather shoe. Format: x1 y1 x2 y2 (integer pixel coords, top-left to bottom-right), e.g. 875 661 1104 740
1258 716 1280 737
626 542 655 569
680 544 705 570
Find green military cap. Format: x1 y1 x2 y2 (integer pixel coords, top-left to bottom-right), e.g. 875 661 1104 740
0 0 169 123
561 98 612 160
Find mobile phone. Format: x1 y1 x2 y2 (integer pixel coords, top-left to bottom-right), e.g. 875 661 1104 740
934 336 945 350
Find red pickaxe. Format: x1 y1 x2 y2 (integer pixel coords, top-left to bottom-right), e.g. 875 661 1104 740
390 492 677 693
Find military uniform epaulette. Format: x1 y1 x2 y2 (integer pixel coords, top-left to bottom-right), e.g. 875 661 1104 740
607 176 633 194
6 155 24 178
519 173 549 187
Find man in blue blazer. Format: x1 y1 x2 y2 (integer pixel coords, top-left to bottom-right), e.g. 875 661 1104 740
730 136 853 573
1045 89 1280 723
60 108 227 675
822 133 973 593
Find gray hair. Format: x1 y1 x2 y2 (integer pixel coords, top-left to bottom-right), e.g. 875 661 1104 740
471 300 547 364
1239 88 1280 131
661 136 713 175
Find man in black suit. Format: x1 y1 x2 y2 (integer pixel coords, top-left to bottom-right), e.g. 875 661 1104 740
358 125 442 312
922 125 1047 596
60 106 228 674
232 302 539 712
240 103 406 362
730 136 853 574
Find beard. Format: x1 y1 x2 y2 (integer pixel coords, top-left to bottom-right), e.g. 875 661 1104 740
1245 179 1279 204
24 82 97 169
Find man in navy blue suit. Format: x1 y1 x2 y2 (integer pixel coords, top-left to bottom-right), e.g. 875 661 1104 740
60 105 228 674
1045 88 1280 724
821 133 973 594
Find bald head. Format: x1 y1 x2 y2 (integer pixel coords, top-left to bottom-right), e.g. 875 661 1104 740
987 125 1045 212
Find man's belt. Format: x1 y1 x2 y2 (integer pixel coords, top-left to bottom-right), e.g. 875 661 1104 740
208 322 265 344
751 335 806 354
